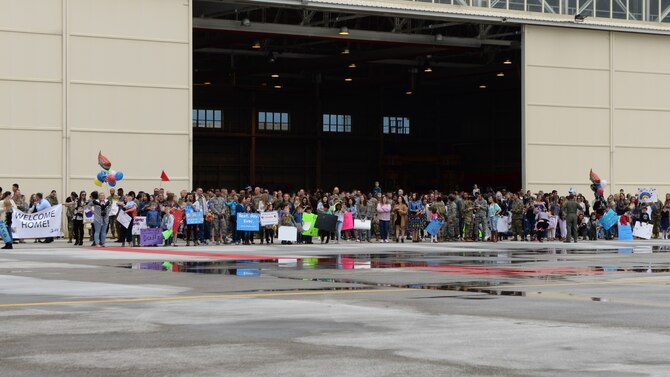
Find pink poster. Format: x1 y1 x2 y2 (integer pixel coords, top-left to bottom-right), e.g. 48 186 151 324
342 212 354 230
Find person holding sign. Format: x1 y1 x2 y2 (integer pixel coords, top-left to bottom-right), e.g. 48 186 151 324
91 192 112 248
1 191 13 249
182 193 200 246
34 193 54 244
117 195 137 247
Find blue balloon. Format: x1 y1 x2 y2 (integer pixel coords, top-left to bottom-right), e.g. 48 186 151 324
115 171 124 181
96 171 107 182
108 180 117 187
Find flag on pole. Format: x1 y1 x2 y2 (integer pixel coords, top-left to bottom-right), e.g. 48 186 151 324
160 170 170 182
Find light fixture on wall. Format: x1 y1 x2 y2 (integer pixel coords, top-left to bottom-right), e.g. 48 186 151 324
496 72 505 77
271 73 279 78
479 84 487 89
341 48 350 54
424 65 433 73
251 41 261 49
339 26 349 35
344 77 353 82
574 14 587 23
348 63 357 68
503 59 512 65
241 18 251 27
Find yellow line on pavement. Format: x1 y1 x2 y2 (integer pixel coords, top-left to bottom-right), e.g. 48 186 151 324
0 288 417 308
472 279 670 290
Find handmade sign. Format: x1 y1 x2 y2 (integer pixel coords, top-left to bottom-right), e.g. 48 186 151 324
637 188 657 204
11 205 62 239
260 211 279 226
342 212 354 231
0 222 12 243
496 216 510 233
237 213 260 231
618 224 633 241
162 229 173 240
633 222 653 240
315 213 338 233
301 213 319 237
354 219 371 230
116 210 132 229
424 219 444 237
83 208 94 223
278 226 298 242
140 228 163 246
132 216 147 236
599 209 617 231
185 206 204 225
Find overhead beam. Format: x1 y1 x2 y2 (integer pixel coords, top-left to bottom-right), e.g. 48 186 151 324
193 18 514 47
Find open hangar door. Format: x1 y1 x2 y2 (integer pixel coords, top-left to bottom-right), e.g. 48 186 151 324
192 0 521 192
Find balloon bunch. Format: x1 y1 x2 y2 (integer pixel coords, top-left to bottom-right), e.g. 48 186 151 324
93 151 124 187
588 169 608 198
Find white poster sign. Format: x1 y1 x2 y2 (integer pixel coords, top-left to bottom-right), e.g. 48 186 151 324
278 226 297 242
633 222 653 240
354 219 371 230
260 211 279 226
109 202 119 216
132 216 147 236
637 188 658 204
11 205 62 239
117 210 132 229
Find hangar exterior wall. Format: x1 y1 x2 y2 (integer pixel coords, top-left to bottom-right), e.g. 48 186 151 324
524 25 670 197
0 0 191 199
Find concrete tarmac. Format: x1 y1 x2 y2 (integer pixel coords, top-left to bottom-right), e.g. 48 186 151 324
1 239 670 376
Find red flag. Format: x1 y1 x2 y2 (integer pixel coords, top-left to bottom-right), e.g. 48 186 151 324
160 170 170 182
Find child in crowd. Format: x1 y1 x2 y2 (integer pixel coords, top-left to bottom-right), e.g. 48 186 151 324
587 212 599 240
293 205 304 244
162 207 174 247
279 204 297 245
303 206 314 244
547 208 557 241
430 207 439 243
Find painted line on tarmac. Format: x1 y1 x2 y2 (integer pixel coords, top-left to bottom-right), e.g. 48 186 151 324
0 288 417 308
472 279 670 290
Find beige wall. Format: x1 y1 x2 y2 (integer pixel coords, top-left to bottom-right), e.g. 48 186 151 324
0 0 191 201
524 25 670 198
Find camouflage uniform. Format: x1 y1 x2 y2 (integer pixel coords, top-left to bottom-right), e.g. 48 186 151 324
209 196 228 244
429 200 446 240
652 200 663 239
473 198 488 241
368 197 379 240
461 199 474 241
511 199 524 240
445 200 458 241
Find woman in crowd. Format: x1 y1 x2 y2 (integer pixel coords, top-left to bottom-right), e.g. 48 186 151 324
92 192 112 248
1 192 13 249
487 196 501 243
356 196 371 243
392 196 408 243
661 194 670 240
182 193 199 246
377 195 391 243
408 193 424 243
345 197 357 241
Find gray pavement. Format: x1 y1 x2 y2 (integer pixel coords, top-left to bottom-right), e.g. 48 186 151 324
1 239 670 376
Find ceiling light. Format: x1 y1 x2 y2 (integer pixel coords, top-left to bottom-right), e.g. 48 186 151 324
503 59 512 65
341 48 350 55
348 63 357 68
274 85 282 89
344 78 353 82
496 72 505 77
479 85 487 89
424 67 433 73
405 91 413 95
203 82 211 85
271 74 279 78
339 26 349 35
251 41 261 49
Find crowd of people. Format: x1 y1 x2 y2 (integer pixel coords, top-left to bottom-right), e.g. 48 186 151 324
2 181 670 249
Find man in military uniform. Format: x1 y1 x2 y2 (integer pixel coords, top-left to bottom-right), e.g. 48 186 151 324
209 190 228 245
473 193 488 241
510 193 525 241
651 199 663 239
453 192 463 240
46 190 59 206
445 195 459 241
368 193 379 241
461 194 474 241
562 194 581 243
